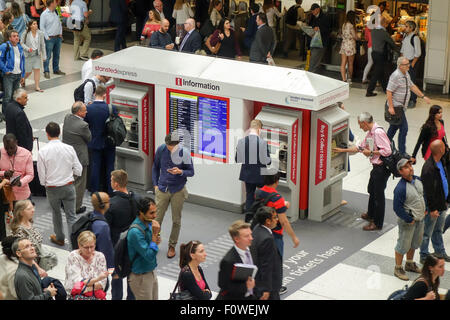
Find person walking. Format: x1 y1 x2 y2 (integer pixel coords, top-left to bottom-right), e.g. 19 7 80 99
282 0 305 59
362 18 373 84
21 20 46 92
400 21 421 108
40 0 66 79
37 122 82 248
69 0 92 61
152 132 194 259
333 112 392 231
393 159 426 281
109 0 128 52
386 56 431 155
419 140 450 264
339 10 357 83
62 101 91 215
4 89 33 152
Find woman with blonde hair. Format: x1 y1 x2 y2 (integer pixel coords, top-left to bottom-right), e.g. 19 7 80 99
172 0 193 37
209 0 223 27
10 2 30 36
65 230 109 297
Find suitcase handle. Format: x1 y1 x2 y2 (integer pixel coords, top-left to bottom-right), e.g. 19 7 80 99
33 137 39 151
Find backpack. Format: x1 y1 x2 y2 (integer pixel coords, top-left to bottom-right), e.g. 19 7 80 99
410 34 426 59
285 5 299 26
70 212 107 249
73 79 96 103
387 284 409 300
1 42 10 64
105 104 127 147
114 224 146 278
375 128 410 178
244 192 278 227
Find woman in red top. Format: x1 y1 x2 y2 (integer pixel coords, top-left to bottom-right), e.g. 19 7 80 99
412 105 446 163
140 9 161 46
362 23 373 84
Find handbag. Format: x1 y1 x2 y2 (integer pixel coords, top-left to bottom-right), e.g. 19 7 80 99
69 279 106 300
168 274 194 300
205 34 221 55
384 101 404 126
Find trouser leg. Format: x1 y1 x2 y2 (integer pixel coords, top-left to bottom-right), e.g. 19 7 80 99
168 187 188 248
74 165 88 211
46 187 65 241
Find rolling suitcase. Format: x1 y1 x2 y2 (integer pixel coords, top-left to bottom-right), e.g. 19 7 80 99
30 137 46 197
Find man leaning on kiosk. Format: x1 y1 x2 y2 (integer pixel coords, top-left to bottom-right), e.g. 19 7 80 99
333 112 392 231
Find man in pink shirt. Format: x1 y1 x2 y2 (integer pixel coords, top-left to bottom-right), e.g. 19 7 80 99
333 112 392 231
0 133 34 201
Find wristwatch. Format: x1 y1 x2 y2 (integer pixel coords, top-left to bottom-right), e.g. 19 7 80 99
369 151 373 157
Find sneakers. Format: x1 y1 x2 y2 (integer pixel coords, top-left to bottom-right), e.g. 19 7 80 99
53 70 66 75
279 286 287 295
394 266 409 281
434 252 450 262
405 261 421 273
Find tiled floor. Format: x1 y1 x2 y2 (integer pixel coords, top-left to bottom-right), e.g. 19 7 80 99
2 41 450 300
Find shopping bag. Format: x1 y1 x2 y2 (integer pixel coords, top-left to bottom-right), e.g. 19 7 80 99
310 31 323 48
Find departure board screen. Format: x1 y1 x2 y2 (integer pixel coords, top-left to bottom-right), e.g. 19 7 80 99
168 90 229 162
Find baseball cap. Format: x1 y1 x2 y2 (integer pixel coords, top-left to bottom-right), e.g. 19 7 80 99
396 158 411 172
310 3 320 10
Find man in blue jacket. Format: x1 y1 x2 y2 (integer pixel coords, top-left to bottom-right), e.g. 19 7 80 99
393 159 426 281
0 29 25 114
84 85 117 194
241 4 259 50
127 197 161 300
152 132 194 259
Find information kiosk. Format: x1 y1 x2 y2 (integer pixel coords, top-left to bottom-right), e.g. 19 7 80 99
93 46 349 222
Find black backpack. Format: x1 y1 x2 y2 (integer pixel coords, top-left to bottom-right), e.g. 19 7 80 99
70 212 106 249
285 5 299 26
105 104 127 147
73 79 96 103
375 128 410 178
410 34 426 59
114 224 146 278
244 192 278 227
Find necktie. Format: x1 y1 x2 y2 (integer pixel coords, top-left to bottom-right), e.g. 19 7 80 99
179 32 190 51
245 251 253 265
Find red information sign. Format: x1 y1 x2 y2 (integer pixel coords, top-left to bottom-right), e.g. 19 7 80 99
142 94 149 155
315 119 328 185
291 119 299 185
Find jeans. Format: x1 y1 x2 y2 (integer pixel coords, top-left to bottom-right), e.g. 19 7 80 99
387 112 408 155
2 73 21 113
367 164 390 229
44 37 62 73
111 276 135 300
46 184 77 243
420 210 447 259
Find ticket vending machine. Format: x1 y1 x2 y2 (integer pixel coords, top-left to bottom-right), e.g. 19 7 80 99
255 106 302 222
109 85 153 191
309 105 349 222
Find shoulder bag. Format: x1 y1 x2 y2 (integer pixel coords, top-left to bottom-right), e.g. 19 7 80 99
384 75 409 125
169 271 194 300
205 33 221 55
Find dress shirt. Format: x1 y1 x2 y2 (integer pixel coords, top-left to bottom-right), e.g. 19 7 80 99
81 59 93 81
358 123 392 165
84 76 101 104
37 139 82 187
39 8 63 40
387 69 414 108
70 0 88 22
234 245 254 297
0 147 34 200
12 46 21 74
401 32 421 60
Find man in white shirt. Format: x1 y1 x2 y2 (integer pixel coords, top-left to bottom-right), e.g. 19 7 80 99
400 20 421 108
40 0 65 79
69 0 92 61
83 74 110 105
37 122 82 248
81 49 104 81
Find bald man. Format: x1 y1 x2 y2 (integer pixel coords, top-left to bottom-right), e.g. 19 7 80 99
150 19 174 50
90 191 115 269
419 140 450 263
179 18 201 53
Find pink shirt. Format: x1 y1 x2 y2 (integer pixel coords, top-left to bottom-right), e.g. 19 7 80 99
358 123 392 165
0 147 34 200
196 277 206 291
424 124 446 161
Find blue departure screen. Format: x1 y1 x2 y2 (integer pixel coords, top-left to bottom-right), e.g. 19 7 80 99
169 91 228 161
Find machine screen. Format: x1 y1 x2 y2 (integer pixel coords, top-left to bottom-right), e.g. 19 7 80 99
168 90 229 162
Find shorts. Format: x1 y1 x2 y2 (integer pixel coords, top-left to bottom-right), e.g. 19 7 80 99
395 218 424 255
25 54 41 73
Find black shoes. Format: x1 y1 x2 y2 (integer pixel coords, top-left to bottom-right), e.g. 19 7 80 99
76 206 87 214
366 92 377 97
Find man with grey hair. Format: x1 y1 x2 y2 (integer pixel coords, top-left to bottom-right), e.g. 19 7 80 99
333 112 392 231
179 18 202 53
4 88 33 151
386 56 431 155
63 101 91 214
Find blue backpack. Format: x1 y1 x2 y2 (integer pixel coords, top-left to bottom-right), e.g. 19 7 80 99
387 285 409 300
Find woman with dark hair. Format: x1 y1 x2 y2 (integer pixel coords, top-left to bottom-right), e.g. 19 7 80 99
209 18 242 60
0 235 19 300
21 19 46 92
403 253 444 300
339 10 357 83
140 10 161 46
411 105 446 164
177 240 212 300
209 0 223 28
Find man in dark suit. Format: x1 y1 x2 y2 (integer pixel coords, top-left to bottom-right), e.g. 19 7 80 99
249 12 275 64
241 4 259 50
250 206 282 300
235 119 271 211
4 88 33 152
109 0 128 51
179 18 202 53
63 101 91 214
135 0 152 41
84 85 118 194
217 220 256 300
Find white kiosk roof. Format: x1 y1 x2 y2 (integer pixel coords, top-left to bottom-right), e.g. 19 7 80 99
93 46 348 111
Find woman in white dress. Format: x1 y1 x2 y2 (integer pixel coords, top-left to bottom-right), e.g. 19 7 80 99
339 10 357 83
